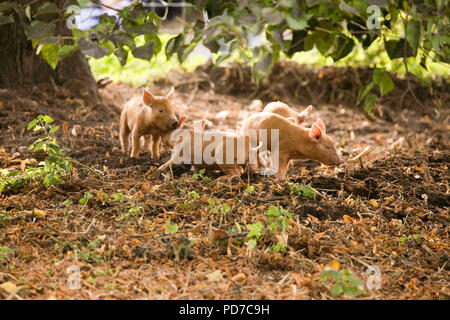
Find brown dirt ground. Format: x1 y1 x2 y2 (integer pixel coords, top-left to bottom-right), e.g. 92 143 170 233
0 65 449 300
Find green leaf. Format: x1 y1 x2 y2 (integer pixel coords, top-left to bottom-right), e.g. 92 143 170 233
266 205 280 218
123 20 157 35
254 52 273 75
247 239 257 250
331 284 344 297
373 69 394 96
40 44 59 69
114 46 128 66
25 6 31 21
330 36 354 61
165 34 184 59
166 219 178 235
357 82 374 105
343 284 364 297
364 93 378 114
88 240 99 249
248 221 264 239
26 21 55 39
27 119 38 130
42 115 54 124
284 13 308 30
132 42 154 60
144 34 162 55
78 38 109 58
384 39 414 60
215 53 231 65
406 19 420 56
49 126 59 134
110 32 135 48
262 7 284 25
372 68 385 85
320 270 342 281
380 73 394 96
305 29 334 55
59 45 76 59
34 2 59 16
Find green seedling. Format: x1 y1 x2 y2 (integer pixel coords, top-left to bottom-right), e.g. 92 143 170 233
288 182 316 199
246 221 264 250
1 115 73 193
192 169 213 186
320 268 365 298
265 206 293 253
178 190 200 209
208 198 231 215
76 250 103 264
79 191 93 205
117 203 144 221
0 246 14 260
165 219 179 235
113 192 128 202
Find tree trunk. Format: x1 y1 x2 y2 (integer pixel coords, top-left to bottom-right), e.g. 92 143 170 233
0 0 99 104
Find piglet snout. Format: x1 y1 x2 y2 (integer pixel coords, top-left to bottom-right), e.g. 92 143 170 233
170 119 178 129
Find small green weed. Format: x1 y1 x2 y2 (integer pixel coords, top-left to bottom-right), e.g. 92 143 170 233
320 268 365 298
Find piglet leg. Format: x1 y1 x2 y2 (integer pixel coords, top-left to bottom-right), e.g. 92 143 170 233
151 135 161 160
130 129 141 158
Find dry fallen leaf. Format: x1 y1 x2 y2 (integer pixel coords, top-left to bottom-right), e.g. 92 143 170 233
370 199 379 208
0 282 17 294
231 273 246 283
207 270 223 282
33 208 47 218
329 260 341 270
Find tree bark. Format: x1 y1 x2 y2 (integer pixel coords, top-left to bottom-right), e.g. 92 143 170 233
0 0 99 103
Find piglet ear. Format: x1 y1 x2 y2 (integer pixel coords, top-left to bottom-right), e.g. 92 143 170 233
287 117 297 123
167 86 175 99
177 116 187 128
316 118 326 133
309 121 323 139
297 105 313 123
142 88 154 106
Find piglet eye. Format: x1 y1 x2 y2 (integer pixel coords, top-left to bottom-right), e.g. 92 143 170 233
159 109 164 113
